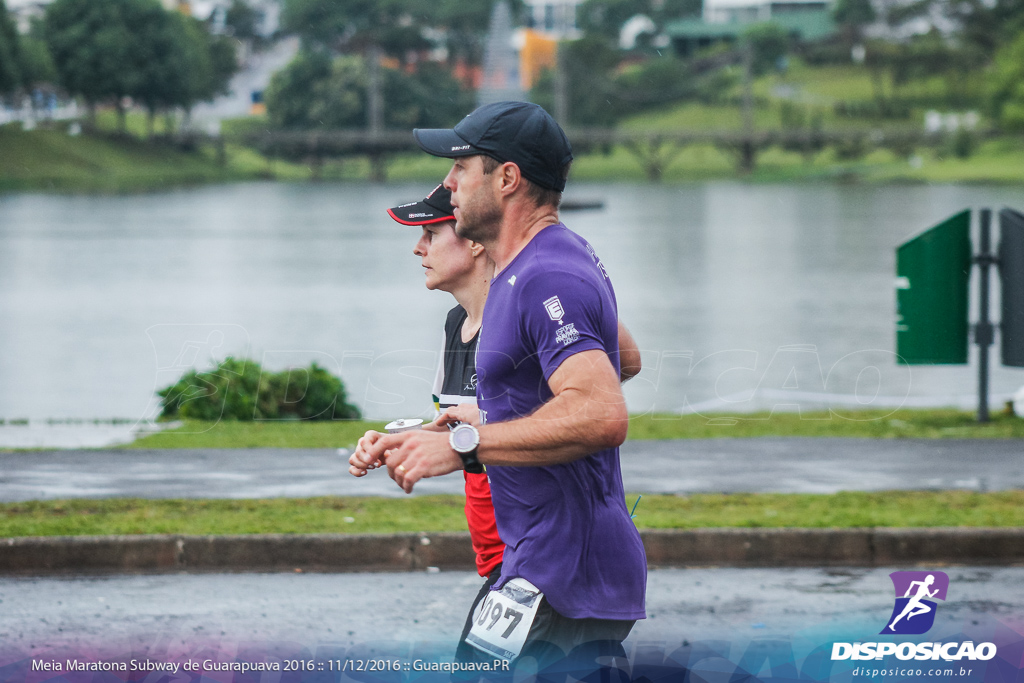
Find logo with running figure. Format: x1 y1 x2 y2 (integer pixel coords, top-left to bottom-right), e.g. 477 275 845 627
882 571 949 635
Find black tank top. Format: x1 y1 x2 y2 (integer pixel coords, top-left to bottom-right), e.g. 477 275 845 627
435 305 479 408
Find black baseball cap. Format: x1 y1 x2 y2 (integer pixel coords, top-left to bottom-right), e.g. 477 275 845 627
413 101 573 192
386 184 455 225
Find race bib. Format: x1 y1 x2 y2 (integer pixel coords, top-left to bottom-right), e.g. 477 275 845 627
464 578 542 661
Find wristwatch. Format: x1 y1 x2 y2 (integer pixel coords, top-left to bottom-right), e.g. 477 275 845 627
449 423 484 474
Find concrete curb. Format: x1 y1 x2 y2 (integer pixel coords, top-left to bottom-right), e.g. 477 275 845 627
3 528 1024 576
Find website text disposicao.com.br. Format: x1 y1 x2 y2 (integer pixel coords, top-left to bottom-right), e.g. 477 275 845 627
834 641 997 679
851 665 978 679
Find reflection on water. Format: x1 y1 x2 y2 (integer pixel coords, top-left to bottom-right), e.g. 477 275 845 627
1 181 1022 421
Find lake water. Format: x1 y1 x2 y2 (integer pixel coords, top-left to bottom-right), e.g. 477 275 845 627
2 181 1023 429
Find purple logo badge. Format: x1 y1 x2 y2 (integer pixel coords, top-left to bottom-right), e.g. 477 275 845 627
881 571 949 635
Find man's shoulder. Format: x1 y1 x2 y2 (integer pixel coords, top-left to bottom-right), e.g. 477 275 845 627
515 225 594 275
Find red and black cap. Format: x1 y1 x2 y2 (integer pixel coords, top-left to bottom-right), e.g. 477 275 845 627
413 101 573 192
386 184 455 226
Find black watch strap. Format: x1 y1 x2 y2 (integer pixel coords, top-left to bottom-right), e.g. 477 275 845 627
458 448 484 474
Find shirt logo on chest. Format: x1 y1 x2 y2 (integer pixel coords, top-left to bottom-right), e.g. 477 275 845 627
543 295 565 324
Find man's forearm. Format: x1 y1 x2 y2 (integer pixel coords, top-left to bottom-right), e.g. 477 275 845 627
477 387 627 467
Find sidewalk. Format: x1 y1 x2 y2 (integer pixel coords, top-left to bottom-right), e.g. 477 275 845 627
2 438 1022 502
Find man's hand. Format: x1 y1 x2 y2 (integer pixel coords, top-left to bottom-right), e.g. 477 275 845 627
359 429 463 493
434 403 481 429
348 430 386 477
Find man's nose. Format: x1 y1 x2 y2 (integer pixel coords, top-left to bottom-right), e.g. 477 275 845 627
442 165 457 191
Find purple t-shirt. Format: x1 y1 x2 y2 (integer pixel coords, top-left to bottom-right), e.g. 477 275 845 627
477 223 647 621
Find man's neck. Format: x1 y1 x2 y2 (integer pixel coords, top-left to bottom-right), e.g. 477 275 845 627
486 206 560 274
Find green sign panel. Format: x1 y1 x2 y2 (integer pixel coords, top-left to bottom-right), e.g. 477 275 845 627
896 210 971 364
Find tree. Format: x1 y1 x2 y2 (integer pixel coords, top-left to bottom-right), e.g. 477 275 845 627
45 0 236 134
0 0 21 95
18 18 57 89
225 0 258 41
428 0 524 67
129 2 182 133
383 59 473 127
265 49 470 129
264 49 345 128
170 15 236 115
989 30 1024 131
281 0 405 51
43 0 158 130
743 22 789 76
946 0 1024 58
281 0 524 68
614 52 697 105
832 0 875 44
532 36 708 125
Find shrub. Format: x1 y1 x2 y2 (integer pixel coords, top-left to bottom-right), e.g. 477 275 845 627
157 357 361 421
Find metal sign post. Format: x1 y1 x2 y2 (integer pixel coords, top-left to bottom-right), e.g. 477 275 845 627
896 206 1024 423
973 209 996 423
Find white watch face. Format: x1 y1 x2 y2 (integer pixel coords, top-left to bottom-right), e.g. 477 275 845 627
451 425 479 453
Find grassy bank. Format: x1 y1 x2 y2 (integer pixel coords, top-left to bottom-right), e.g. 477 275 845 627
2 490 1022 538
124 409 1024 450
0 122 311 193
4 123 1023 191
5 117 1024 192
231 137 1024 186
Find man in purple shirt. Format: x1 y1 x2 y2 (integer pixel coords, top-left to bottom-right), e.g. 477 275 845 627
352 101 646 666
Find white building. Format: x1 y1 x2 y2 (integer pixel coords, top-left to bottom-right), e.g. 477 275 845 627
6 0 49 33
181 0 280 36
522 0 583 40
702 0 829 24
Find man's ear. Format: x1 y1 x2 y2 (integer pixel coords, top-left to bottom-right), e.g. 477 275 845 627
498 162 523 196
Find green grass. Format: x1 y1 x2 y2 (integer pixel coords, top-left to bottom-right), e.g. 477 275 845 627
621 101 789 131
125 409 1024 450
760 61 881 103
863 138 1024 184
0 121 315 193
626 409 1024 439
0 124 231 193
126 419 389 449
635 490 1024 529
621 59 967 133
3 490 1023 538
0 496 467 537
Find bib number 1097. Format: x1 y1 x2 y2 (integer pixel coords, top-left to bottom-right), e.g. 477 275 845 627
464 578 543 661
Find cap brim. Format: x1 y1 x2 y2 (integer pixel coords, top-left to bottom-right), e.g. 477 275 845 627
386 202 454 226
413 128 478 158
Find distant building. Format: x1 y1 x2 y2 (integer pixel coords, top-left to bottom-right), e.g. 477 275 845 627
703 0 828 24
521 0 583 40
6 0 49 33
665 0 836 57
478 1 525 105
168 0 280 36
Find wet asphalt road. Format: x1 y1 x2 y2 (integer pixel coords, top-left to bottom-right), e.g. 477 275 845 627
2 567 1022 652
1 439 1022 501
